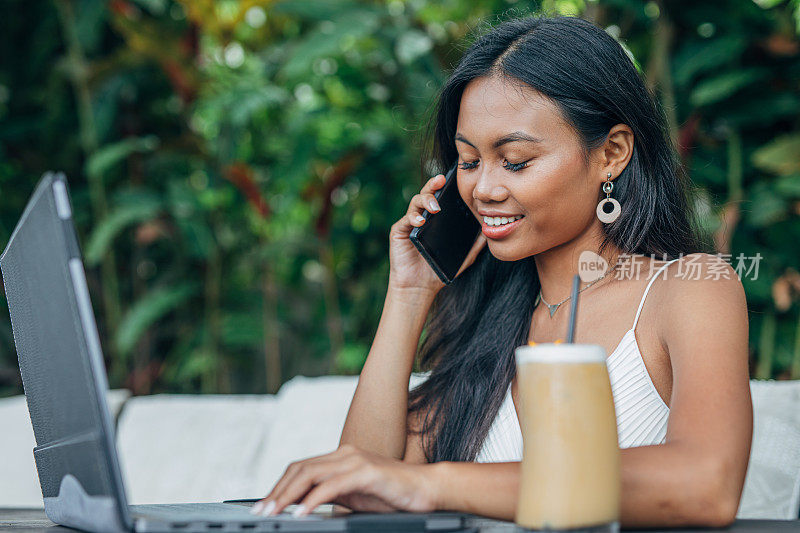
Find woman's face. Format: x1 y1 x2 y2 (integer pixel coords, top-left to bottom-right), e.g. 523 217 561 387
456 75 604 262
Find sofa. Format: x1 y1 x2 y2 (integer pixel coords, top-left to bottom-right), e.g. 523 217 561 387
1 374 799 520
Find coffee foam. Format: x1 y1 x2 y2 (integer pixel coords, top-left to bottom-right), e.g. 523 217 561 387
515 343 606 364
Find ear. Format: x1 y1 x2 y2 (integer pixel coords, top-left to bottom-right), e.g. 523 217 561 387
599 124 634 183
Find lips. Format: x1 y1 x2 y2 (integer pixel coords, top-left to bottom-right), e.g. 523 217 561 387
480 215 524 239
482 214 523 226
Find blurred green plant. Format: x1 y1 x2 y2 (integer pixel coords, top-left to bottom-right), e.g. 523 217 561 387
0 0 799 397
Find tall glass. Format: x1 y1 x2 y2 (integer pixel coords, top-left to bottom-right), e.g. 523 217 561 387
514 343 620 532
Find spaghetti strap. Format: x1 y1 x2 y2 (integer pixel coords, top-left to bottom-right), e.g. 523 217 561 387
631 257 682 330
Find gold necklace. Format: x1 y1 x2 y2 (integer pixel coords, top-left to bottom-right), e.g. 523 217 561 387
535 262 619 318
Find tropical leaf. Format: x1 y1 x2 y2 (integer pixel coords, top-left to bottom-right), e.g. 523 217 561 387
689 68 766 107
85 136 159 180
746 183 788 227
723 92 800 128
794 0 800 33
751 134 800 175
270 0 363 20
74 0 108 54
775 174 800 197
753 0 787 8
131 0 168 15
115 282 198 356
221 311 264 348
333 342 368 373
279 8 381 79
395 29 434 65
673 35 747 88
84 199 162 266
173 349 217 383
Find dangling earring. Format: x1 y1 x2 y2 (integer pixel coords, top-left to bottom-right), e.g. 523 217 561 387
596 172 621 223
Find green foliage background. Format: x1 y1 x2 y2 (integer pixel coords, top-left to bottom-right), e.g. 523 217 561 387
1 0 799 397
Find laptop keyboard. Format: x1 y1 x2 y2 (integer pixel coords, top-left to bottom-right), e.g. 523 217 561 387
130 503 347 532
131 502 329 521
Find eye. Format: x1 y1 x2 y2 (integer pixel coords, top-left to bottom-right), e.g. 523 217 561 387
458 160 479 170
503 159 529 172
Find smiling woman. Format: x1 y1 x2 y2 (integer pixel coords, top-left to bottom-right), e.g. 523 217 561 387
253 13 752 529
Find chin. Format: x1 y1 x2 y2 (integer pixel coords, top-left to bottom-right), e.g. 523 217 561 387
487 241 531 262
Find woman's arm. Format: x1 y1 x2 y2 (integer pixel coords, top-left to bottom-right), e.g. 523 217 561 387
338 287 435 459
642 254 752 525
433 254 752 528
337 171 485 461
433 441 740 528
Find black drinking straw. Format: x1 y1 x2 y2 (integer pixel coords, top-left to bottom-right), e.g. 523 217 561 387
566 274 580 343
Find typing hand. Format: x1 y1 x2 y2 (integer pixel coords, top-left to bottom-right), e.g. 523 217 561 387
250 444 441 518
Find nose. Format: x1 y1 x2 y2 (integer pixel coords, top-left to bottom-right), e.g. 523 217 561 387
472 167 509 203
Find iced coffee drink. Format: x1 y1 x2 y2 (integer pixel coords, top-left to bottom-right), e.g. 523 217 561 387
514 343 620 532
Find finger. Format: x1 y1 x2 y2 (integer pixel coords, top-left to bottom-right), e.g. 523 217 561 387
390 211 425 238
400 194 440 231
454 234 487 279
420 174 446 195
267 456 361 517
261 461 309 505
251 446 359 515
255 451 343 513
406 193 440 218
293 468 378 517
405 211 427 229
390 183 444 234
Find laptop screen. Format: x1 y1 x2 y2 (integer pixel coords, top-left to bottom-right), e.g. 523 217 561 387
0 173 131 532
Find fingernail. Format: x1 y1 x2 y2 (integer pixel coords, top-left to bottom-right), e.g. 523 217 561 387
429 199 439 212
415 215 425 223
250 501 265 515
260 500 276 516
292 504 307 518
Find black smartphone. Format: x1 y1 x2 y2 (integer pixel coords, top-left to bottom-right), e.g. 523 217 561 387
409 163 482 285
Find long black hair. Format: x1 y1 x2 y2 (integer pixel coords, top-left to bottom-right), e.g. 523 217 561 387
407 14 712 463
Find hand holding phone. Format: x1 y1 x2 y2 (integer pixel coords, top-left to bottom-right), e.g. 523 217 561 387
388 164 486 295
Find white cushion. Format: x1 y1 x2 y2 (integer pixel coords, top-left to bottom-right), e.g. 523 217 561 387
0 389 130 508
6 373 794 519
248 372 431 498
737 379 800 519
116 394 276 504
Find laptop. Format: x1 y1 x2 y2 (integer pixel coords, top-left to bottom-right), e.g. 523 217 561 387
0 172 474 533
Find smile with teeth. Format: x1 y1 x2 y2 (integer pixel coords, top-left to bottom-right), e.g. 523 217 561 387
483 215 524 226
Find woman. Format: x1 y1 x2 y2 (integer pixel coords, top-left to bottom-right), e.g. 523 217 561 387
252 14 752 527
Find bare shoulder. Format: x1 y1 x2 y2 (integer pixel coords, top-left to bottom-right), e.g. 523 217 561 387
659 252 749 365
662 252 747 306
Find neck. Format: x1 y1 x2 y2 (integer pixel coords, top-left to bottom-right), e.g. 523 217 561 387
533 228 624 304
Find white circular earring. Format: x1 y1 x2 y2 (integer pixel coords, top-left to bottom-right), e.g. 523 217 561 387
596 172 621 223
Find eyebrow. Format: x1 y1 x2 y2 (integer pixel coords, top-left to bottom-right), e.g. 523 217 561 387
454 131 543 150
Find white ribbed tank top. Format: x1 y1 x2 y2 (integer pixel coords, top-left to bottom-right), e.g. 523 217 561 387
474 257 680 463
